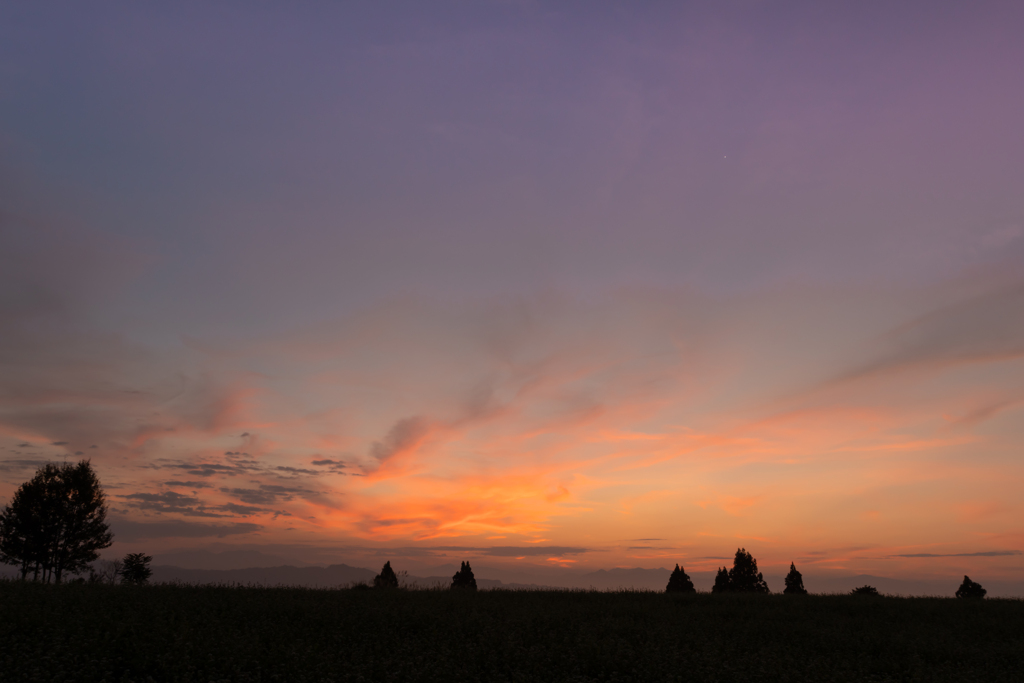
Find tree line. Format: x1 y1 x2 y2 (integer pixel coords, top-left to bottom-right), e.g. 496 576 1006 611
0 460 152 585
370 559 479 590
665 548 987 598
371 549 987 597
1 462 991 598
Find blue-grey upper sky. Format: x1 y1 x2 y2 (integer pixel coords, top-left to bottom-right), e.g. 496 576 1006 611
5 1 1022 333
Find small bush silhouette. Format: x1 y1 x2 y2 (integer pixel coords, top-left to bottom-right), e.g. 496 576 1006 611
851 585 880 596
119 553 153 585
373 561 399 589
711 567 731 593
783 562 807 595
666 564 695 593
955 575 986 599
451 561 477 590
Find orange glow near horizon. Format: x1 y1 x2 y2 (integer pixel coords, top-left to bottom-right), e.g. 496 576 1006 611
1 286 1023 580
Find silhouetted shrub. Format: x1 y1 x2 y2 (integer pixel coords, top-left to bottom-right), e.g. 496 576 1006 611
711 567 730 593
955 575 986 599
666 564 695 593
727 548 770 593
783 562 807 595
851 585 880 596
451 561 477 590
119 553 153 585
373 561 399 589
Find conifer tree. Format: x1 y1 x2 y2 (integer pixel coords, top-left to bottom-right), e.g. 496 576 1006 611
711 566 731 593
373 560 399 588
955 575 986 599
727 548 770 593
783 562 807 595
451 561 478 590
666 564 695 593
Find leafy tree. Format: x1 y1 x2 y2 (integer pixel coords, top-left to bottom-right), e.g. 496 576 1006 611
373 561 399 589
955 575 986 599
0 460 112 583
451 561 478 590
711 567 731 593
851 585 880 596
120 553 153 585
666 564 695 593
727 548 770 593
783 562 807 595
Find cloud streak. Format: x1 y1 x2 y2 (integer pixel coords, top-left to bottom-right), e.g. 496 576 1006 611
110 520 263 541
893 551 1021 558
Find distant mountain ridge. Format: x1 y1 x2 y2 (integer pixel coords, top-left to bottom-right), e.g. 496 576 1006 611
149 564 1024 597
5 558 1021 596
152 563 375 587
151 565 559 590
153 549 313 570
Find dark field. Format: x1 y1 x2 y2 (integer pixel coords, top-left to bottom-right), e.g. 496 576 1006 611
2 581 1022 683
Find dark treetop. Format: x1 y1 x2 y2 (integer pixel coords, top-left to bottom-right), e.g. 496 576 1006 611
956 576 986 599
713 548 771 593
451 561 478 590
120 553 153 586
666 564 696 593
373 561 399 589
784 562 808 595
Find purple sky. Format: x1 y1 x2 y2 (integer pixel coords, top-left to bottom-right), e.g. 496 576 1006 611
2 1 1023 582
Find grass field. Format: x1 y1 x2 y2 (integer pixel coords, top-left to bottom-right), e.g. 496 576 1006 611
2 581 1022 682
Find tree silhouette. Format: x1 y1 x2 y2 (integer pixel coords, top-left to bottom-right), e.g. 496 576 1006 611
451 561 478 590
727 548 770 593
783 562 807 595
0 460 112 583
711 567 731 593
373 561 399 589
955 575 986 599
851 585 880 596
666 564 695 593
120 553 153 585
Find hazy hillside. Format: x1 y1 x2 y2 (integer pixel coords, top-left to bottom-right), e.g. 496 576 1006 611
5 559 1022 596
151 564 375 588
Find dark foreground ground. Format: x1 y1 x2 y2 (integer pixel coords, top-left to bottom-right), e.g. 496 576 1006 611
1 581 1022 683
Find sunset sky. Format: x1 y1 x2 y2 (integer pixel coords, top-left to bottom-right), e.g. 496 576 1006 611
2 1 1023 583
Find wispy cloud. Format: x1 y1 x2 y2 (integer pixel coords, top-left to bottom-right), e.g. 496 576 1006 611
110 519 263 541
351 545 588 558
893 551 1021 558
369 416 434 463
